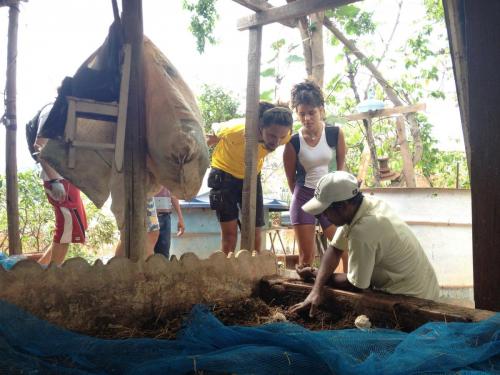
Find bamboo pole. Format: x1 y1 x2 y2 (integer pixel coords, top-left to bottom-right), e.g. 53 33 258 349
4 1 21 255
122 0 146 261
241 26 262 251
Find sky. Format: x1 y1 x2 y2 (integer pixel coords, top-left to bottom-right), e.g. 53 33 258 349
0 0 464 174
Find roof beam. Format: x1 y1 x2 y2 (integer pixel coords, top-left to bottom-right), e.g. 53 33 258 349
233 0 296 28
237 0 360 30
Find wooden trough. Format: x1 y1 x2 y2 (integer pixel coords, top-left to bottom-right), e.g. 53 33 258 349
0 252 494 337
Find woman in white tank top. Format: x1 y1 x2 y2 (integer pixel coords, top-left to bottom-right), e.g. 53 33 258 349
283 80 348 274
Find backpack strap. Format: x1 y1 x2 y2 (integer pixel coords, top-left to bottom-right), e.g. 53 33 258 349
290 133 300 154
325 124 339 148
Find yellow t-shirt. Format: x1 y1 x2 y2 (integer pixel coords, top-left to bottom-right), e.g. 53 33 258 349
331 196 440 300
211 122 290 179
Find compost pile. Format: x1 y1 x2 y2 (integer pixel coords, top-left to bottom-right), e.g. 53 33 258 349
87 297 359 340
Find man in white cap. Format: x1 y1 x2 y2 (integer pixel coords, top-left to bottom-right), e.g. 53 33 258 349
291 171 439 317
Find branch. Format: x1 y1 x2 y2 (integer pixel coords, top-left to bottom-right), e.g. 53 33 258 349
323 16 423 166
364 0 403 97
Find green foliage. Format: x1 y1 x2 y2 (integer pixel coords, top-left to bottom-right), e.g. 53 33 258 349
328 5 376 36
417 114 469 188
182 0 219 53
0 170 118 262
424 0 445 22
260 39 302 102
260 89 274 102
198 84 241 133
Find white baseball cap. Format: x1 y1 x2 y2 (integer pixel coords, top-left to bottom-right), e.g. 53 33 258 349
302 171 359 215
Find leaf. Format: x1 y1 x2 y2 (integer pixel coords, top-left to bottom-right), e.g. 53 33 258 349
260 68 276 78
260 89 274 102
286 55 304 64
336 5 360 18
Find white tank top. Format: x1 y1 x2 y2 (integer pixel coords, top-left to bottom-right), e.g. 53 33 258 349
298 126 335 189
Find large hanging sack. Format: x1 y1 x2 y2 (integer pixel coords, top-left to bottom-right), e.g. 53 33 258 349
40 29 209 215
143 37 209 199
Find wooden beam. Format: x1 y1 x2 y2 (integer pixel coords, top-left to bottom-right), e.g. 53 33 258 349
344 103 426 121
237 0 359 30
465 1 500 312
232 0 296 28
241 26 262 251
122 0 147 261
5 1 21 255
260 276 495 331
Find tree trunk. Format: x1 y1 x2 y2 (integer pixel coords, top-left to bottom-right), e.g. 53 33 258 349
310 12 325 87
5 2 21 255
323 17 420 185
298 17 312 78
396 116 416 187
297 12 325 87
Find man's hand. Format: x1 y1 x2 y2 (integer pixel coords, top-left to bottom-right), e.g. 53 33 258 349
177 219 185 236
49 181 66 202
289 289 322 318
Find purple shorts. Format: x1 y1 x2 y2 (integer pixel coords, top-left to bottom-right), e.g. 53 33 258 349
290 185 333 229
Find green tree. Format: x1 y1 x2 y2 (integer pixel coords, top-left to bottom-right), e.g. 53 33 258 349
182 0 219 53
198 84 241 133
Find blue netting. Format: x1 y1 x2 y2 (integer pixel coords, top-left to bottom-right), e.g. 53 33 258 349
0 254 27 270
0 300 498 374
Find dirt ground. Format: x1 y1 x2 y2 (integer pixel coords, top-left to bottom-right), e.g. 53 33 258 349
88 297 359 340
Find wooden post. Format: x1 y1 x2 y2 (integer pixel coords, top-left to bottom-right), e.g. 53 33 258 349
241 26 262 251
395 116 416 188
465 1 500 311
4 2 21 255
443 0 471 174
121 0 146 261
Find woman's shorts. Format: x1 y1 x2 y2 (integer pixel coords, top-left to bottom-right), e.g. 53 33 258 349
289 184 333 229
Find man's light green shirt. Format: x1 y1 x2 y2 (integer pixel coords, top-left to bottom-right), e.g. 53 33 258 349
332 196 440 300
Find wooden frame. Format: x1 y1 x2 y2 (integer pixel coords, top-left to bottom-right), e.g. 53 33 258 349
64 44 131 172
237 0 360 30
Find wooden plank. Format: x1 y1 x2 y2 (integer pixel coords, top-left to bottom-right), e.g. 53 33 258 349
122 0 147 261
241 26 262 251
237 0 359 30
260 276 495 331
64 99 77 142
232 0 296 28
464 1 500 312
73 99 119 117
114 44 132 172
344 103 426 121
5 2 21 254
72 141 115 150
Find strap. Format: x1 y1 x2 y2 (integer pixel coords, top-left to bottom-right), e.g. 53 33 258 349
325 124 339 148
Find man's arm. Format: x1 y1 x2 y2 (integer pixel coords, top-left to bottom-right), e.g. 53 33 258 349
283 142 297 193
206 134 220 147
34 138 61 180
34 137 66 202
290 245 343 317
171 196 185 236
